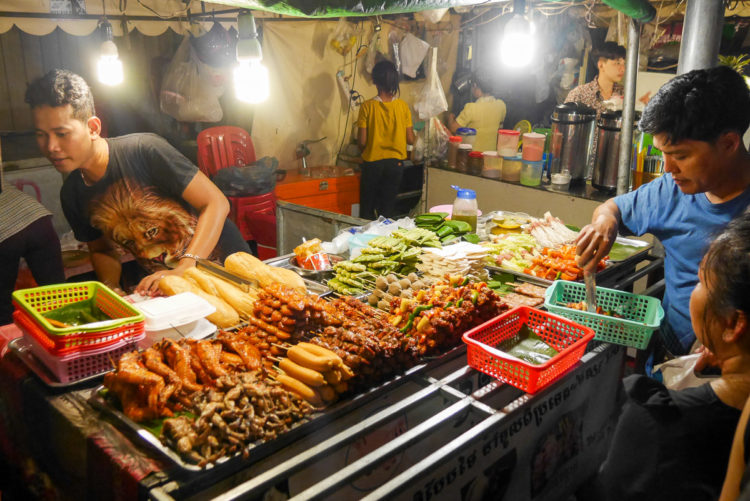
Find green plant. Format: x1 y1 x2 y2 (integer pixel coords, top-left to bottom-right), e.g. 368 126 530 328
719 54 750 75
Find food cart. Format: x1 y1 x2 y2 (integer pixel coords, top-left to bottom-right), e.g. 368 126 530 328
0 200 662 500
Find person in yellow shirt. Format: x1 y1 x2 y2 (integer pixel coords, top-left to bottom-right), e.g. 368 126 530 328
448 75 507 152
357 60 415 220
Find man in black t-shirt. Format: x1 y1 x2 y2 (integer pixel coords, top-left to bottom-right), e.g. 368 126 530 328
26 69 249 295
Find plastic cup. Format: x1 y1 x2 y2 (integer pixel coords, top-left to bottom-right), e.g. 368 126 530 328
497 129 520 157
520 160 543 186
522 132 545 161
550 172 571 191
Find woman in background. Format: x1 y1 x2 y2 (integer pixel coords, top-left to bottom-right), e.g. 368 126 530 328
594 209 750 501
357 60 414 220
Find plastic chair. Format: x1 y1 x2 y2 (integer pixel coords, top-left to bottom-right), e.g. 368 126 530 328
13 179 42 202
196 126 276 258
196 126 257 178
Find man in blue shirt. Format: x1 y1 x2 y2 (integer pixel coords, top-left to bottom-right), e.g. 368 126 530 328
576 66 750 356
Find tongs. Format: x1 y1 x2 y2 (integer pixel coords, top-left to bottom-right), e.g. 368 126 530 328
583 269 597 313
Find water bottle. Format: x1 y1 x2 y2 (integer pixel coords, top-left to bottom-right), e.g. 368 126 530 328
451 185 478 232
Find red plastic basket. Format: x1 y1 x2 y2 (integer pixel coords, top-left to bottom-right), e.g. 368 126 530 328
462 306 595 394
12 309 144 356
20 323 144 384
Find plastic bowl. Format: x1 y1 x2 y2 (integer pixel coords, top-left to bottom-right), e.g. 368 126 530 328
288 255 342 279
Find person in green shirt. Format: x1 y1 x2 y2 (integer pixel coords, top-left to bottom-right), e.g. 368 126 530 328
357 60 415 220
448 74 507 152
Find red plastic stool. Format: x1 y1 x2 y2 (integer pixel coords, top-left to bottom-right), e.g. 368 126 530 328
230 192 277 259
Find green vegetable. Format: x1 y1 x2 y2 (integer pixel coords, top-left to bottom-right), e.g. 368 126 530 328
443 219 473 234
461 277 470 286
462 233 480 244
415 213 446 225
441 234 460 245
471 290 479 305
435 224 453 238
497 324 559 365
400 304 434 334
45 300 110 326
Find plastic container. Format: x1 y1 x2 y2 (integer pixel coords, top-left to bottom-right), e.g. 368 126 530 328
135 292 215 331
520 159 544 186
544 280 664 350
456 144 472 173
501 155 522 182
482 151 502 179
550 172 571 191
468 151 484 176
521 132 545 161
20 319 145 384
463 306 595 394
446 136 462 169
456 127 477 147
12 281 144 336
13 308 144 356
451 185 478 232
497 129 520 157
429 204 482 218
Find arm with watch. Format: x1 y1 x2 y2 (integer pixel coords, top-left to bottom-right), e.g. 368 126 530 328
135 171 231 296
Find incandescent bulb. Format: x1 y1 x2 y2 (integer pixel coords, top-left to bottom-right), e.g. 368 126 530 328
97 40 123 86
500 16 535 68
234 60 269 103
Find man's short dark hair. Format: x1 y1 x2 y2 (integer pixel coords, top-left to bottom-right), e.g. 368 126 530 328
25 69 95 122
591 42 626 65
639 66 750 144
472 73 492 94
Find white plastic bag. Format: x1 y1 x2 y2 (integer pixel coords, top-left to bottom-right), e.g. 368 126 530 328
414 47 448 120
653 353 716 390
399 33 430 78
160 36 223 122
329 18 357 56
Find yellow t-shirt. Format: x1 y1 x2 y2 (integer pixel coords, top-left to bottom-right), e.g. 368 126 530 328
357 97 413 162
456 96 507 152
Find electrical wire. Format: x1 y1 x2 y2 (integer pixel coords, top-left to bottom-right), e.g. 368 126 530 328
136 0 194 20
336 26 365 162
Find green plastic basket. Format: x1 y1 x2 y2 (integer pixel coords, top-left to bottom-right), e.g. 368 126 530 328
12 281 144 336
543 280 664 350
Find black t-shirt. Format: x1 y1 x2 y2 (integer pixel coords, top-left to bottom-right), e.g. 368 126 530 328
597 375 740 501
61 133 248 273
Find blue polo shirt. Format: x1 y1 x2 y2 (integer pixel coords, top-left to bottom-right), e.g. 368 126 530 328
615 173 750 354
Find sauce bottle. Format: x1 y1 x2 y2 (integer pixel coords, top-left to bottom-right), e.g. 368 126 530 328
451 185 478 231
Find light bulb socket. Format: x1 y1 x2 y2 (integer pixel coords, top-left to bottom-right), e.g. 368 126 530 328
237 10 262 62
98 17 113 42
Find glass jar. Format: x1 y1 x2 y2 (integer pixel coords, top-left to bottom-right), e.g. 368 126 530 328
446 136 462 169
456 144 472 173
468 151 484 176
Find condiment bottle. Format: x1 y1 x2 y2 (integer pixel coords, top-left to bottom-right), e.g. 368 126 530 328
456 144 472 173
451 185 478 232
468 151 484 176
447 136 462 169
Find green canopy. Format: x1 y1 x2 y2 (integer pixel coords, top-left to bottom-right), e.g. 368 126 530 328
209 0 655 22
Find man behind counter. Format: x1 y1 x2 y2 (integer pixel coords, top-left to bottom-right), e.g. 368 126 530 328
447 75 507 152
576 66 750 358
565 42 625 117
25 69 250 296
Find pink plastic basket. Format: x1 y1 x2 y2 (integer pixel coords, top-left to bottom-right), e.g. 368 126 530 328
462 306 594 394
21 324 144 384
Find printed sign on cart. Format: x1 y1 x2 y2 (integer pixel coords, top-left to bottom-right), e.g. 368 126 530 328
397 346 624 501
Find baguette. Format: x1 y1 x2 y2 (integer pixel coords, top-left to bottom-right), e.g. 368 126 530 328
185 267 257 318
225 252 305 292
158 275 240 328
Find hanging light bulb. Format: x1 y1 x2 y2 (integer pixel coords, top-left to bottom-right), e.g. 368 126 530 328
97 18 123 86
235 10 269 103
500 0 535 68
